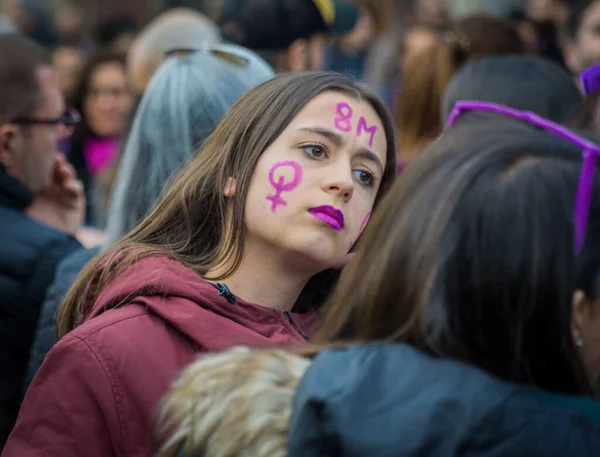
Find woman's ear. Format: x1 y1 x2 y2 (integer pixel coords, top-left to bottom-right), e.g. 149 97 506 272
223 177 237 198
572 290 590 346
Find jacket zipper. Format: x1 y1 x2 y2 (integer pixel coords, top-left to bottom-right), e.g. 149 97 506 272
284 311 311 342
214 283 237 304
212 283 310 341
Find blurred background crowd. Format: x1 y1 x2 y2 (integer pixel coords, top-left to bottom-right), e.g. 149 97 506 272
1 0 598 228
0 0 600 229
2 0 600 454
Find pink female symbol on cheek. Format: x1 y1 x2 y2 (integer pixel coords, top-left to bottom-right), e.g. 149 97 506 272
348 211 371 250
266 161 303 212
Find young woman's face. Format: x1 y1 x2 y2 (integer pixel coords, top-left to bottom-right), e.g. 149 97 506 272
243 90 387 272
84 62 133 137
400 26 438 73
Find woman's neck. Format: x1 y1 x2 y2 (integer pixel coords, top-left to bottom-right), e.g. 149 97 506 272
205 242 313 312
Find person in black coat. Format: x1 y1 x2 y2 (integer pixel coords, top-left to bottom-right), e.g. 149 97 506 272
0 35 84 449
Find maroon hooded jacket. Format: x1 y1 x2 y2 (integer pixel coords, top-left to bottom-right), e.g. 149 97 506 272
2 255 318 457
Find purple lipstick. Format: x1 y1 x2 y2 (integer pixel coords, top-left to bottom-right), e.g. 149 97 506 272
308 206 345 231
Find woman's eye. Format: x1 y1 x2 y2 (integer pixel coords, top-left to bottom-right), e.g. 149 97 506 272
353 169 374 187
303 145 326 159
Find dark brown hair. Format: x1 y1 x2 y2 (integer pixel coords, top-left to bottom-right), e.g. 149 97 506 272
396 15 524 161
57 71 397 337
0 34 52 124
316 114 593 395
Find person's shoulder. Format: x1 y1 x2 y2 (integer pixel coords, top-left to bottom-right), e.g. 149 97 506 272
70 304 152 342
54 245 102 280
503 387 600 426
472 389 600 455
0 204 80 251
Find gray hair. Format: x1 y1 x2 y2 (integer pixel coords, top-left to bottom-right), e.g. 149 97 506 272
105 44 274 244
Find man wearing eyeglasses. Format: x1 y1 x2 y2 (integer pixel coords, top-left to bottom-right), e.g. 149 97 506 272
0 34 84 449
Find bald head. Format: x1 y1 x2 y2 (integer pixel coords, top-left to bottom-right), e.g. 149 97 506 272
127 8 221 95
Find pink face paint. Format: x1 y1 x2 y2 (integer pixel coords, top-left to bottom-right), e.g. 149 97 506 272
348 211 371 250
356 117 378 147
334 102 353 132
266 161 303 212
334 101 378 147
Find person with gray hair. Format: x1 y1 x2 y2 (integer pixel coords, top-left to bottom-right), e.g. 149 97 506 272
23 43 274 392
106 44 273 243
127 7 222 96
441 55 583 126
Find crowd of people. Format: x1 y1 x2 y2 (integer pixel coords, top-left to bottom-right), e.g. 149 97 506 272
1 0 600 455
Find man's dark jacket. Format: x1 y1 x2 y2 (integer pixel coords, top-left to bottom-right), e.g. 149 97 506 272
0 168 81 449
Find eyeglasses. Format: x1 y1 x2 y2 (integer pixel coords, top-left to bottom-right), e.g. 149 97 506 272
163 47 250 67
445 100 600 254
12 109 81 127
11 109 80 139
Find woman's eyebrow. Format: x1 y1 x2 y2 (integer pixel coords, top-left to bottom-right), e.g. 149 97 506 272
298 126 344 145
297 126 384 173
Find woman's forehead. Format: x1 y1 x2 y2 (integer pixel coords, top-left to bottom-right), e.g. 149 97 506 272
283 91 387 159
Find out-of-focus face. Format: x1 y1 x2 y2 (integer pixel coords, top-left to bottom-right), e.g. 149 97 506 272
84 61 133 137
565 0 600 74
0 66 69 193
52 46 85 102
243 90 387 273
111 33 136 55
400 26 439 72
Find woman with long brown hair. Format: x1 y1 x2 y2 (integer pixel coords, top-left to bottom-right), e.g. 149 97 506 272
157 105 600 457
396 15 524 164
2 72 396 457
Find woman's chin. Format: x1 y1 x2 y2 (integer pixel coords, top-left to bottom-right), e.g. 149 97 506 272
285 234 348 271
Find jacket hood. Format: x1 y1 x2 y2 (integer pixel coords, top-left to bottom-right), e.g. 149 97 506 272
288 343 600 457
83 255 318 351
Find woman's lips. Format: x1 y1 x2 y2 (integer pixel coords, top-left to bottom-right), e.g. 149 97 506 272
308 206 345 231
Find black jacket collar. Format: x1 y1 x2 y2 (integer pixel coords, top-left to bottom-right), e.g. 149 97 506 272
0 167 33 211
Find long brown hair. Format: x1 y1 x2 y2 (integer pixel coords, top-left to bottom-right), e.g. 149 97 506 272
397 15 524 161
57 71 397 338
314 115 592 395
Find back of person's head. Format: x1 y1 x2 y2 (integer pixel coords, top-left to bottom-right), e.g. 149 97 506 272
219 0 358 72
0 33 51 125
219 0 357 49
397 15 524 161
105 44 275 244
442 55 582 125
127 8 221 96
320 112 600 395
